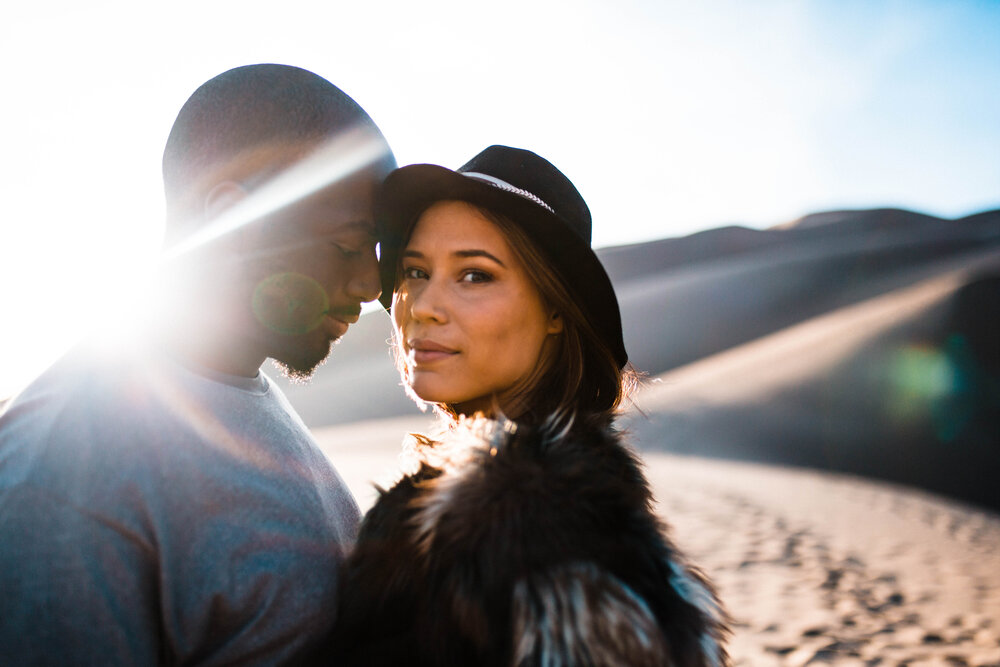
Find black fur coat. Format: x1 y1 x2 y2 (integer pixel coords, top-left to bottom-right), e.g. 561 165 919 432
320 418 728 666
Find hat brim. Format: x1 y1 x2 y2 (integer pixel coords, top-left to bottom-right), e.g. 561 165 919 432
376 164 627 369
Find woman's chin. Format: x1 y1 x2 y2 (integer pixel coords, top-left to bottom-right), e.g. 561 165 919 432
408 384 491 417
407 382 457 408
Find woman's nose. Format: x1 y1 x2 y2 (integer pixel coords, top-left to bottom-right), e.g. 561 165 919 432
407 278 447 323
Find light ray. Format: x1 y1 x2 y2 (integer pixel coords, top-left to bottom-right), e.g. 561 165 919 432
162 124 390 261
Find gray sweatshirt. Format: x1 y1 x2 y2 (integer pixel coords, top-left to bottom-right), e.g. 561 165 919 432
0 340 359 665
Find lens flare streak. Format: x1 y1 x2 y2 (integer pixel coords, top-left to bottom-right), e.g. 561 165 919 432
162 125 390 261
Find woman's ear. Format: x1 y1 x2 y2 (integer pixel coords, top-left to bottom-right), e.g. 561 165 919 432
547 310 564 335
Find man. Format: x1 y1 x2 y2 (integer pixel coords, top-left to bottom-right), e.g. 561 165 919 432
0 64 394 664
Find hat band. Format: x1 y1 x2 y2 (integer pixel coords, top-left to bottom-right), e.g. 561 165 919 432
461 172 556 214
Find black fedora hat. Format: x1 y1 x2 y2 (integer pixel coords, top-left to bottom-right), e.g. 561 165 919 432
376 145 627 369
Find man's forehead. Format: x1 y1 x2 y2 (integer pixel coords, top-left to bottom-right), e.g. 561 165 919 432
319 218 377 237
243 132 388 201
276 218 375 251
305 179 378 223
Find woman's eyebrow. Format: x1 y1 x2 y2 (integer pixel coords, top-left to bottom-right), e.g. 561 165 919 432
400 248 506 267
454 249 506 267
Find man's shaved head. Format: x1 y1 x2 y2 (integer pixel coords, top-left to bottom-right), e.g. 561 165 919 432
162 64 393 240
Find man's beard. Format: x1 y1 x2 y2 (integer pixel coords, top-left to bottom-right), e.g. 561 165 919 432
270 337 336 383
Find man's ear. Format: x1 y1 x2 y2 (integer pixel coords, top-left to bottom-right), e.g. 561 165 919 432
204 181 248 220
547 310 564 335
203 181 263 256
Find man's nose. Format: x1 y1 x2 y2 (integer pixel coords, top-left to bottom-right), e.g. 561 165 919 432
346 253 382 303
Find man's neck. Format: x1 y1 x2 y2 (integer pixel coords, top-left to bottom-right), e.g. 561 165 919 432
156 313 264 379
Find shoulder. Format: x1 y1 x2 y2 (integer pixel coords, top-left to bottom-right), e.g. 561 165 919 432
340 419 729 665
368 418 671 621
0 345 143 466
409 418 730 664
411 419 655 552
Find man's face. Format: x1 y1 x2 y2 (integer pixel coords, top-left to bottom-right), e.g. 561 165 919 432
245 167 383 380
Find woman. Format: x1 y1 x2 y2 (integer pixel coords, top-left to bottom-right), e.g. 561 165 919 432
324 146 729 666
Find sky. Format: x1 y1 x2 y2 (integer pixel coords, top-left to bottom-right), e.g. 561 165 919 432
1 0 998 400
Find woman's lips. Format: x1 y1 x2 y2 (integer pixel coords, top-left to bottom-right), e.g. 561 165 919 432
408 339 457 365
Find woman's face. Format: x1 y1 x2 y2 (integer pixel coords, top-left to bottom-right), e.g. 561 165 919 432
392 200 562 416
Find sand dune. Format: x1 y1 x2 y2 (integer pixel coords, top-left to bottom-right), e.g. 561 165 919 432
612 210 1000 377
625 250 992 414
622 247 1000 510
314 416 1000 667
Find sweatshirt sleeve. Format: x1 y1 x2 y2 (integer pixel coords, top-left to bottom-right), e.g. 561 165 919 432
0 481 163 664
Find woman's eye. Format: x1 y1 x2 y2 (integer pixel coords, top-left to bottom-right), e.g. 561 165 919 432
460 270 493 284
402 266 427 280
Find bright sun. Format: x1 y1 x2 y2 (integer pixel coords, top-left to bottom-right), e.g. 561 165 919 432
0 182 163 401
0 128 395 402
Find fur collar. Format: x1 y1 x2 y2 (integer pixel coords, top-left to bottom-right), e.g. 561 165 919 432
331 417 730 666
